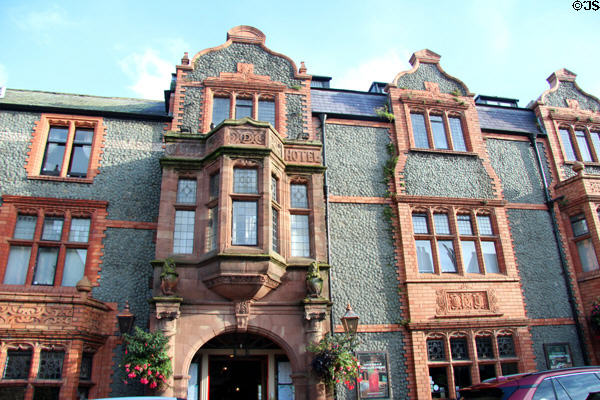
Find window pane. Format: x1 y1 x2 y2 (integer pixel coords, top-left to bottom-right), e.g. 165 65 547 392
235 98 253 119
258 99 275 126
0 386 26 400
3 350 32 379
38 351 64 380
62 249 87 286
576 238 599 272
212 97 230 126
80 353 93 380
291 214 310 257
433 213 450 234
411 113 430 148
461 240 480 273
591 132 600 159
497 335 516 358
42 217 64 241
291 184 308 208
271 176 278 203
173 210 195 254
69 130 92 177
33 387 60 400
73 128 93 144
177 179 197 204
416 240 434 273
556 373 600 399
233 169 258 193
272 208 279 253
575 130 593 162
449 117 467 151
454 365 472 391
571 215 589 237
412 214 429 234
532 379 555 400
14 215 37 239
476 336 494 359
560 129 577 161
205 207 218 252
438 240 457 272
429 367 449 399
481 241 500 273
501 363 518 376
450 338 469 360
478 364 496 381
477 215 494 235
430 115 448 149
33 247 59 285
457 215 473 235
209 172 220 199
42 142 66 175
232 201 257 246
69 218 90 242
427 339 446 361
4 246 31 285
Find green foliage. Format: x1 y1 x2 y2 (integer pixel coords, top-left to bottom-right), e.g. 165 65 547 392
375 105 395 122
160 258 177 278
308 333 360 390
306 261 321 280
291 84 302 90
122 327 173 390
451 88 462 97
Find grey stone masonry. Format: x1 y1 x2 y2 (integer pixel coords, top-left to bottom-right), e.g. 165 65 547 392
325 124 391 197
530 325 584 370
329 203 402 325
336 333 408 400
180 86 204 133
545 81 600 112
507 209 572 319
188 42 302 88
403 152 495 198
285 93 308 140
396 63 466 95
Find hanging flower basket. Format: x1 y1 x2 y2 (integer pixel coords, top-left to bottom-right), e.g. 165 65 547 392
308 333 360 390
121 326 173 390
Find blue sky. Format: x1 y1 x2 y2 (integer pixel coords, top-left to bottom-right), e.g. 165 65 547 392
1 0 599 107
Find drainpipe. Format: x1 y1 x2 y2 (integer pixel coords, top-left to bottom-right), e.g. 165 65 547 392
528 125 590 365
319 113 335 335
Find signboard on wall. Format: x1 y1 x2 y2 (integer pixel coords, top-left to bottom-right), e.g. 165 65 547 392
357 352 390 399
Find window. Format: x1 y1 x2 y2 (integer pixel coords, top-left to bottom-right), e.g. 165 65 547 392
212 96 230 127
571 213 599 272
559 126 600 163
426 331 519 399
27 114 105 182
206 207 218 252
173 210 195 254
271 176 280 254
235 97 253 119
290 183 310 257
410 111 467 151
209 93 279 131
3 349 32 379
1 198 105 287
258 98 276 126
177 179 197 204
231 168 259 246
412 209 500 274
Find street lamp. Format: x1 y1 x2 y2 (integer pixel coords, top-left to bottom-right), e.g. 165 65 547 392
340 303 359 335
117 301 135 335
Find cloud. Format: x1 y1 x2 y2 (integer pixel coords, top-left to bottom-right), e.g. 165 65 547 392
14 5 72 31
119 49 175 100
333 49 411 91
0 64 7 87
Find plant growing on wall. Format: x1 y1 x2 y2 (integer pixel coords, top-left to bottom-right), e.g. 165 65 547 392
591 298 600 331
122 326 173 390
375 105 395 122
308 333 360 390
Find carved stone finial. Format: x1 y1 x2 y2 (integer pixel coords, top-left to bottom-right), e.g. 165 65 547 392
299 61 307 74
76 276 92 299
573 161 585 175
181 52 190 65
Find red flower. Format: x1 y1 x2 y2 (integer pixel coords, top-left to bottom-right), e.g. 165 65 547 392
128 372 136 378
123 380 128 385
140 378 149 385
149 381 157 389
148 370 152 375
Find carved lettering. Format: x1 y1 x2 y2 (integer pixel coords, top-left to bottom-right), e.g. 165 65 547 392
436 290 498 315
230 129 265 145
284 149 322 164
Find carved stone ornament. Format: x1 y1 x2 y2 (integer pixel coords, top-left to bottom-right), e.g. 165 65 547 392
154 301 181 336
0 304 73 325
232 158 262 168
284 148 322 164
235 300 252 332
589 181 600 194
566 99 580 109
229 129 266 145
436 289 499 316
424 81 441 94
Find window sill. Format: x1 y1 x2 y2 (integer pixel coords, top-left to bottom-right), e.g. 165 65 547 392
409 148 478 157
577 268 600 282
27 175 94 184
564 160 600 167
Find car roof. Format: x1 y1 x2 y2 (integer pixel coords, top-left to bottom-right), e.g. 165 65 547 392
462 367 600 390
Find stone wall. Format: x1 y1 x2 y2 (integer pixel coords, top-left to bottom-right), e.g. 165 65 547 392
530 325 584 370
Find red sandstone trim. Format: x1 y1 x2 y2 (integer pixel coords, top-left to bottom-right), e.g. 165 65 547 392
324 119 392 128
328 195 390 204
506 203 549 210
528 318 576 326
105 220 158 230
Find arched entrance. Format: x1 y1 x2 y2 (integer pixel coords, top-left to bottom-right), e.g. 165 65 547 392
187 333 294 400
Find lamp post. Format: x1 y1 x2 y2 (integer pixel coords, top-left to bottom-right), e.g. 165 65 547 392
117 301 135 335
340 303 359 336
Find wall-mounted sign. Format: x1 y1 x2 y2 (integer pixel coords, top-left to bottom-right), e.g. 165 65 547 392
357 352 390 399
544 343 573 370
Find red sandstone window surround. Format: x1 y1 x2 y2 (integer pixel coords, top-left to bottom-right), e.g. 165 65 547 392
412 207 501 275
557 124 600 163
0 196 107 289
409 109 468 152
570 213 599 273
26 114 106 183
209 91 278 129
289 178 311 258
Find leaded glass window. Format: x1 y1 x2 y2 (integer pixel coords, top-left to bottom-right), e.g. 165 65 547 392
206 207 218 252
427 339 446 361
449 117 467 151
430 114 448 149
233 169 258 194
33 247 59 285
497 335 516 358
14 215 37 239
476 336 494 359
177 179 197 204
79 353 93 380
258 99 276 126
571 214 589 237
476 215 493 236
173 210 195 254
272 208 279 253
560 128 577 161
450 338 469 360
68 218 90 242
290 214 310 257
412 214 429 234
42 217 64 241
411 113 429 148
235 98 253 119
290 184 308 208
575 130 593 162
37 350 64 380
209 172 220 200
232 201 257 246
271 176 278 203
3 350 32 379
212 97 230 126
433 213 450 234
457 215 473 235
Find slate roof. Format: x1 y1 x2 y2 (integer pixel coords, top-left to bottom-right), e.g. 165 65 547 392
311 89 387 117
476 105 540 134
0 89 168 118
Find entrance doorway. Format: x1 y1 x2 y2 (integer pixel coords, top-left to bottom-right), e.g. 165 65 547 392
209 356 267 400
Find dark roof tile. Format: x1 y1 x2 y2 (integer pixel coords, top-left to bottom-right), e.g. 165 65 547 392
311 89 387 117
476 105 539 134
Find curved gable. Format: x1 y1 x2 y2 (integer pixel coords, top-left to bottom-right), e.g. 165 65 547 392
392 49 471 96
540 68 600 112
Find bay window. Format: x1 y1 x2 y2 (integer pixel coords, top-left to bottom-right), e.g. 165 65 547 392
290 183 310 257
570 213 599 272
232 168 259 246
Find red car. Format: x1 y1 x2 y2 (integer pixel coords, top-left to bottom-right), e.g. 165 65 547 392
459 367 600 400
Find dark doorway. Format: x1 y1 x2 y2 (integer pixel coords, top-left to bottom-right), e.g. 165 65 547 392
209 355 267 400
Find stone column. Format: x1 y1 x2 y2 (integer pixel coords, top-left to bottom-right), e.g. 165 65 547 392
304 299 330 400
153 297 182 397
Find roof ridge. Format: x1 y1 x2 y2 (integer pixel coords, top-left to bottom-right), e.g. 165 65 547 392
4 88 162 102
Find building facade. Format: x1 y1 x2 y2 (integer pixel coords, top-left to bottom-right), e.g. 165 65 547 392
1 25 599 400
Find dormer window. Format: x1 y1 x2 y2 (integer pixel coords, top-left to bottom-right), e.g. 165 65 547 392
209 92 279 131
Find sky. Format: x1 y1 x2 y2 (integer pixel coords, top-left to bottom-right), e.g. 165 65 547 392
1 0 599 107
